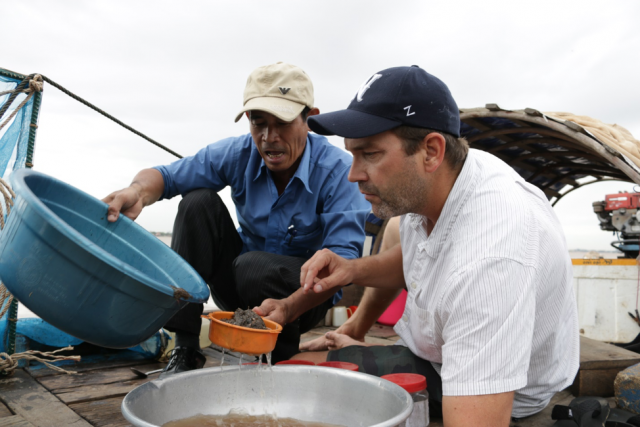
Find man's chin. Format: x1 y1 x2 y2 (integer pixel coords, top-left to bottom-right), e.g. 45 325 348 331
371 204 394 220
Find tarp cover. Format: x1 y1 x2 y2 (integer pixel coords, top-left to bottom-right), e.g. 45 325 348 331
0 74 34 179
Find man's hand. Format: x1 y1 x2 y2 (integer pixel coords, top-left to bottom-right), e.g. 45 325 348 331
102 168 165 223
299 321 365 351
301 330 368 352
253 298 291 328
300 249 354 294
102 186 144 222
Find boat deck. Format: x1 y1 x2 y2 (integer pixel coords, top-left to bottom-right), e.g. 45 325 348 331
0 325 633 427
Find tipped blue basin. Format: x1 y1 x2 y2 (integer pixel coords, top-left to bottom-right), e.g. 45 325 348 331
0 169 209 349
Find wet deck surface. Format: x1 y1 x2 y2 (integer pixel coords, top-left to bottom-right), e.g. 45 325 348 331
0 324 615 426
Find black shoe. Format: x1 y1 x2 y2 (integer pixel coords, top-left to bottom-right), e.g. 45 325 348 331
160 346 206 378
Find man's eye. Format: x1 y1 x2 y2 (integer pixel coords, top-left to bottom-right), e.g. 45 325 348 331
251 121 265 126
363 151 379 157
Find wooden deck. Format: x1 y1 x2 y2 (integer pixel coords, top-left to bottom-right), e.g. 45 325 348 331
0 326 637 426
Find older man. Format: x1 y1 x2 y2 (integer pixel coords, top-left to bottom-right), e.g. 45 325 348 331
103 62 369 373
299 65 579 425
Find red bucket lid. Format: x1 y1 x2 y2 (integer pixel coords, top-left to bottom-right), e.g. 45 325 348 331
275 360 316 366
317 361 359 372
381 373 427 393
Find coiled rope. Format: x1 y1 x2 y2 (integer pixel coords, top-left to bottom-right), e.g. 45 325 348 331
0 346 80 375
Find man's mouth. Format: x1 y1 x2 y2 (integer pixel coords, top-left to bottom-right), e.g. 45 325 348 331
265 151 285 159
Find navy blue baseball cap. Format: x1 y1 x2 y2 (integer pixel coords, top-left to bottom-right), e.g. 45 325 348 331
308 65 460 138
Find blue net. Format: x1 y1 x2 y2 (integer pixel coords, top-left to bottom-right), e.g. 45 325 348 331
0 74 34 180
0 73 37 354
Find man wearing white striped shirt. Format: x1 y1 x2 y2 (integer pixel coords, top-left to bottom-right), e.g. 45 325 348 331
299 65 579 426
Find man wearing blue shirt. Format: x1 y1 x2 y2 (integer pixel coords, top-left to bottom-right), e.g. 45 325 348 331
103 62 369 373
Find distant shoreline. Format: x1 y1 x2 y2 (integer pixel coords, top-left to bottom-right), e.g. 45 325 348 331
152 234 623 259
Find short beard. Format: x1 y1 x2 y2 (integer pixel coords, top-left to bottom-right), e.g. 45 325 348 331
364 158 428 219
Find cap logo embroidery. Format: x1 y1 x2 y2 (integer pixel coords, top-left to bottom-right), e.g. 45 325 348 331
356 74 382 102
404 105 415 117
279 87 291 95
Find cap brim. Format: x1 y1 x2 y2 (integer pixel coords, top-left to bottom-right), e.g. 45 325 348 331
234 97 306 122
308 109 402 138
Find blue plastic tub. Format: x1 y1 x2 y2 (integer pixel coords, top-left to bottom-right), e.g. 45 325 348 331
0 169 209 348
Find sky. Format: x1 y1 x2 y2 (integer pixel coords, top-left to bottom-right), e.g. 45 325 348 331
2 0 639 252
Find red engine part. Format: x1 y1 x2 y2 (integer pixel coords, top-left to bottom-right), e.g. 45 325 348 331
605 192 640 211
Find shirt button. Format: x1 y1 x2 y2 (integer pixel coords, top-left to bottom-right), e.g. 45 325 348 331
402 315 408 322
411 282 417 289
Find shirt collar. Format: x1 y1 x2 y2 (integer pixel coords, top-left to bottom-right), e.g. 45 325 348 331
252 135 313 194
410 149 480 257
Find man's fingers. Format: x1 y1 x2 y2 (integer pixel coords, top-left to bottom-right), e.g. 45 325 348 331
252 306 266 316
299 335 329 352
106 198 123 222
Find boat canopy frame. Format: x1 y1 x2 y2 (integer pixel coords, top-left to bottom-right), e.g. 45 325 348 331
460 105 640 206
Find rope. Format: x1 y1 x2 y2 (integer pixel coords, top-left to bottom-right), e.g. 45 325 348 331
0 73 182 158
0 74 32 121
0 179 80 375
39 75 183 159
0 346 80 375
0 177 16 230
0 75 43 133
0 88 28 97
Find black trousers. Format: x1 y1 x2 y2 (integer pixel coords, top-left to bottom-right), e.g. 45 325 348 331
164 189 332 363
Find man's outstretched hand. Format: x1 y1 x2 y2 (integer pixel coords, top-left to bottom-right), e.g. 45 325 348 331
300 249 354 294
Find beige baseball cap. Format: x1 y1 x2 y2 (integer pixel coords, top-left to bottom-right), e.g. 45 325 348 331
234 62 315 123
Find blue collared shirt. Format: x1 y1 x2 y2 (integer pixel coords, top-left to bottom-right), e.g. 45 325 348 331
154 133 370 302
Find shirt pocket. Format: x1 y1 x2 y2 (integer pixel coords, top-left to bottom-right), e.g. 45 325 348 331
407 294 441 362
282 224 323 258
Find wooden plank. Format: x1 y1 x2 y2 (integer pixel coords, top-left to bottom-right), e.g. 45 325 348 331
0 416 36 427
0 401 13 418
27 357 152 379
51 348 227 404
69 397 131 427
0 370 91 427
579 336 640 370
37 361 164 392
54 379 146 405
571 367 622 397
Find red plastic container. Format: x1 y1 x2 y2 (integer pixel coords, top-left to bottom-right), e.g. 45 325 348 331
275 359 316 366
317 361 359 371
381 373 427 393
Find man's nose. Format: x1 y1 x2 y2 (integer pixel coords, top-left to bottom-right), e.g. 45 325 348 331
264 125 279 143
347 163 366 183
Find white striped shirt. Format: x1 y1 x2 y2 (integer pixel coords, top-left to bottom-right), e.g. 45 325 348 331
394 149 579 417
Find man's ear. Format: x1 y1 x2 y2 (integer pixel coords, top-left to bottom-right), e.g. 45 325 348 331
304 108 320 131
421 132 446 173
245 111 250 120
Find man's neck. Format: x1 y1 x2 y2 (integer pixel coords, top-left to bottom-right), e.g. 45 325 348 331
271 155 303 196
421 161 465 233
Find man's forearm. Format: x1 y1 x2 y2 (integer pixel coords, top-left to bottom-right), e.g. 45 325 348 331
351 243 404 289
130 168 165 207
285 286 341 324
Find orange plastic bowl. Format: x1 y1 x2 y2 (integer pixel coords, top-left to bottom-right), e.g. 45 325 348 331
201 311 282 355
